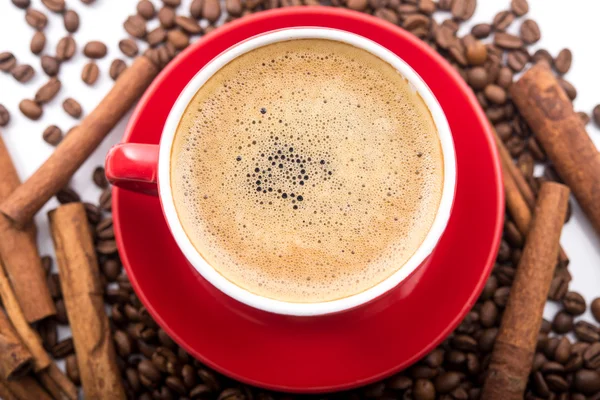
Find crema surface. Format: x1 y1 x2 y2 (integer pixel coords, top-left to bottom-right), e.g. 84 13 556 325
171 39 444 303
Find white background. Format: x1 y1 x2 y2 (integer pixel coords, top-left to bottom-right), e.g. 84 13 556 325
0 0 600 358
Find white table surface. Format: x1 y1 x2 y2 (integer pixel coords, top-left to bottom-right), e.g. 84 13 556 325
1 0 600 350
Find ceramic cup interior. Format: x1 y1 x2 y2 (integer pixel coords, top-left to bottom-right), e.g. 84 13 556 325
157 28 457 316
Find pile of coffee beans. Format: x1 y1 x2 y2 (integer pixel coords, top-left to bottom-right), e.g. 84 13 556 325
3 0 600 399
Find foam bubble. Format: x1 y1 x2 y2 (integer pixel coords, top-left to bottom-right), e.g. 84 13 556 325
171 39 444 303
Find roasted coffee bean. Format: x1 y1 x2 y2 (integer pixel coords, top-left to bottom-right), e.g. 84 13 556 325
467 67 487 90
100 187 112 210
520 19 541 44
532 48 553 66
97 239 118 255
574 321 600 343
546 374 569 392
511 0 529 16
592 105 600 127
56 187 80 204
557 78 577 101
574 369 600 394
47 273 61 300
492 11 514 32
573 342 590 356
532 371 550 397
451 335 477 352
167 30 189 50
41 0 65 12
563 292 586 315
446 350 466 365
541 319 553 333
450 0 475 21
532 353 547 371
494 32 524 50
118 39 139 58
410 365 438 379
35 78 61 104
494 286 510 307
480 275 497 301
507 49 530 72
422 348 444 369
434 371 462 394
0 105 10 127
43 125 63 146
565 353 584 373
0 52 16 72
158 7 176 28
124 15 147 38
19 99 43 120
113 330 132 357
478 328 497 353
554 48 572 75
578 111 590 125
41 55 60 77
203 0 221 23
56 36 76 61
51 337 74 359
583 342 600 369
465 41 487 66
479 300 498 328
25 8 48 30
81 62 99 85
470 23 491 39
552 311 574 334
38 317 58 350
83 41 107 59
163 0 181 6
62 10 80 33
497 240 510 262
12 64 34 83
540 360 564 374
137 0 156 19
549 275 569 301
65 355 80 385
30 32 46 55
102 260 120 282
11 0 30 8
413 379 435 400
496 67 513 89
63 98 82 119
138 359 162 383
91 166 108 189
484 84 507 105
517 152 534 177
110 59 127 80
175 16 202 34
190 0 204 17
554 337 571 364
83 202 101 225
147 27 167 47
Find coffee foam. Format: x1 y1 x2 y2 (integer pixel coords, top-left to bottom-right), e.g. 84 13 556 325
171 39 444 303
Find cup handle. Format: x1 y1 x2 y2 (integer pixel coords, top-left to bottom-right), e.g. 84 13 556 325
105 143 160 196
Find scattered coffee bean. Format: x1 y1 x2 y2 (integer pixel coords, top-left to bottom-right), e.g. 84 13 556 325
520 19 541 44
63 98 82 119
43 125 63 146
574 321 600 343
507 49 530 72
51 337 74 358
551 311 573 334
119 39 139 57
11 0 30 9
158 6 176 28
11 64 34 83
583 342 600 369
226 0 243 16
35 77 61 104
578 111 590 125
175 16 202 34
56 36 77 61
55 299 68 324
81 62 99 85
471 23 491 39
511 0 529 16
0 52 17 72
563 291 586 315
203 0 221 23
574 369 600 394
466 41 487 66
554 48 572 75
83 41 107 59
109 59 127 80
532 48 553 66
167 30 189 50
558 78 577 100
137 0 156 19
25 8 48 30
451 0 476 21
484 84 507 105
494 32 524 50
190 0 204 18
41 0 65 13
19 99 42 120
41 55 60 76
147 27 167 47
492 11 514 32
92 166 108 189
124 14 147 38
56 187 80 204
591 298 600 323
30 31 46 55
0 105 10 127
63 9 80 33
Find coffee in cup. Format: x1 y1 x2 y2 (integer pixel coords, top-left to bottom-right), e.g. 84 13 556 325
170 38 444 303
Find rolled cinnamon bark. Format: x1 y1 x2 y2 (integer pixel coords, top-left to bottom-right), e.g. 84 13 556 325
0 137 55 322
0 56 158 228
0 261 51 372
37 364 77 400
511 63 600 236
482 182 570 399
49 203 126 400
2 375 53 400
0 309 32 380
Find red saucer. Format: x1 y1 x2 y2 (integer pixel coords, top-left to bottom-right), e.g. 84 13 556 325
113 8 503 393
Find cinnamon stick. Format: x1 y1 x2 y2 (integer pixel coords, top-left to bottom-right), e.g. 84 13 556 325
0 308 32 380
511 62 600 236
37 364 78 400
0 378 18 400
0 260 51 372
493 131 569 266
481 182 570 400
2 375 53 400
0 137 55 322
49 203 126 400
0 56 158 228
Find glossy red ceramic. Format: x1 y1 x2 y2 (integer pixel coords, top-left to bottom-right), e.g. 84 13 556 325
112 7 503 393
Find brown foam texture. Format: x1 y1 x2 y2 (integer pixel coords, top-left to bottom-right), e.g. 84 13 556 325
171 39 444 303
